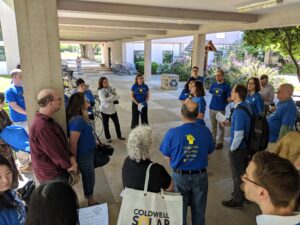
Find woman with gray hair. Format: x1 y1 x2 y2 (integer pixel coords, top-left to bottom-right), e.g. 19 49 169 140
122 125 173 193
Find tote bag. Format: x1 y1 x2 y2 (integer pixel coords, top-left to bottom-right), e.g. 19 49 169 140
117 163 183 225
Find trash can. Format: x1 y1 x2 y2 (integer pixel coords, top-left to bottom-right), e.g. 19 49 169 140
161 74 179 90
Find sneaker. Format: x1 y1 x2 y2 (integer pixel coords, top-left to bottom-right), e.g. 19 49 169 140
19 164 33 173
221 199 243 208
118 137 126 140
215 143 224 150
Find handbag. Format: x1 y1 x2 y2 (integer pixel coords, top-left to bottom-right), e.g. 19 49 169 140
113 100 119 104
117 163 183 225
96 143 114 156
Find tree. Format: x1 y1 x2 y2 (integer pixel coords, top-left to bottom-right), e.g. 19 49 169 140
243 26 300 83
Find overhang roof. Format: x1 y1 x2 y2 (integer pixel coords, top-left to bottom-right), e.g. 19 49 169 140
6 0 300 42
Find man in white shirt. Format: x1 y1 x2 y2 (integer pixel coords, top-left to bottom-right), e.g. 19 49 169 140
259 75 275 110
242 151 300 225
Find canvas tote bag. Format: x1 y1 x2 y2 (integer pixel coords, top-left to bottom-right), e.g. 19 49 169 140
117 163 183 225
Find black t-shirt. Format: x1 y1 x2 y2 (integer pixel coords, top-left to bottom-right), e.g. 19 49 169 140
122 157 171 193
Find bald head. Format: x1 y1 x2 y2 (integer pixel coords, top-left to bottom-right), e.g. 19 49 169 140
278 83 294 102
181 100 198 121
37 89 56 107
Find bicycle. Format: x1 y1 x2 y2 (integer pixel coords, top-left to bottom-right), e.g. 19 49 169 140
92 94 104 139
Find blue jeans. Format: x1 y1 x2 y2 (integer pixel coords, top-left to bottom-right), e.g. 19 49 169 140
173 171 208 225
77 150 95 199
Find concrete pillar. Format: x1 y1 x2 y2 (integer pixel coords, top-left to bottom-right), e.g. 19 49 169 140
13 0 66 130
122 42 127 63
125 42 134 64
192 34 206 76
144 40 152 81
101 42 109 67
0 1 20 73
111 40 122 64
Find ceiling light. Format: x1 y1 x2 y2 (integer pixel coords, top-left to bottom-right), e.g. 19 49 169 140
237 0 283 13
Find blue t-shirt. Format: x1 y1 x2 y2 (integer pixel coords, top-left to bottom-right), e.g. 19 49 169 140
68 116 96 156
230 101 252 149
178 89 190 101
72 90 95 114
246 92 264 116
267 99 297 143
0 191 26 225
195 76 204 83
209 82 231 111
131 84 149 103
192 96 206 126
5 85 27 122
160 123 214 170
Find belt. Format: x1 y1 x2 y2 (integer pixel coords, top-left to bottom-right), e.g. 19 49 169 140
173 168 206 175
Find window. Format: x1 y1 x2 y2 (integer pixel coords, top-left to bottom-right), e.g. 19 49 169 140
216 32 226 39
0 22 3 41
162 51 173 64
0 47 5 61
134 50 144 63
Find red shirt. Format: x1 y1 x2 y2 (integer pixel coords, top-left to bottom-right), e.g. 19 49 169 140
30 112 71 182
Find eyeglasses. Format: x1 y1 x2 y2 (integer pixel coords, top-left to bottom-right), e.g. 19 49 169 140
52 98 62 102
241 174 263 187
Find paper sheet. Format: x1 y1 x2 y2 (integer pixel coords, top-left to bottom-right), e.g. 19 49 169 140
137 103 144 112
216 112 227 123
79 203 109 225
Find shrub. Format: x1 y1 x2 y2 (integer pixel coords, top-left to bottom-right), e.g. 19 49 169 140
135 61 159 74
279 64 297 74
158 63 172 74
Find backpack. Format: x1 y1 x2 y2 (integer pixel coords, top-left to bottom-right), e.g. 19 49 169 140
236 105 269 155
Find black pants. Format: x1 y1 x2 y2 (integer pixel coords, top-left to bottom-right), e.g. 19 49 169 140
101 112 122 139
131 102 148 129
229 148 250 204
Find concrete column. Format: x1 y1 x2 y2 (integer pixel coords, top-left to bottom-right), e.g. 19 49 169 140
122 42 127 63
13 0 66 130
125 42 134 64
192 34 206 76
101 42 109 67
111 40 122 64
0 1 20 73
144 40 152 81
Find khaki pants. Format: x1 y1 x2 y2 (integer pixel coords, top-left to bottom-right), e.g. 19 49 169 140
209 109 225 145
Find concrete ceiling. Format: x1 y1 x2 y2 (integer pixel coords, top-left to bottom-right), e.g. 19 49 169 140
56 0 300 42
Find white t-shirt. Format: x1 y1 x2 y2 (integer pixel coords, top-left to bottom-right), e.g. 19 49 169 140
256 213 300 225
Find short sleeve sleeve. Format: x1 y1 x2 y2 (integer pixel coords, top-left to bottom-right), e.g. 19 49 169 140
199 98 206 113
131 84 136 91
145 85 149 92
226 84 231 99
5 88 16 103
155 164 171 189
160 131 172 157
68 117 85 133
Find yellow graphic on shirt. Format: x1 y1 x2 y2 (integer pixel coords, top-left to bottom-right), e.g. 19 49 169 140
139 88 143 93
138 216 150 225
186 134 195 145
215 90 219 94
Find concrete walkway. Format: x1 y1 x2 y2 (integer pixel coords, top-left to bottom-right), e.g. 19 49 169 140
72 71 260 225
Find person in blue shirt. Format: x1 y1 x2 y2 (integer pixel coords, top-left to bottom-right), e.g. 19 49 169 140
191 66 204 83
67 93 98 206
160 101 214 225
209 69 231 150
178 77 196 102
130 74 149 129
246 77 264 116
267 83 297 150
221 84 252 209
5 69 27 130
189 81 206 126
0 156 26 225
74 78 95 122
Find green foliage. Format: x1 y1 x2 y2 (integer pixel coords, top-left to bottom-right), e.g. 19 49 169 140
60 44 80 53
243 26 300 80
170 60 191 81
158 63 172 74
134 61 158 74
279 64 297 74
206 57 280 89
163 51 173 64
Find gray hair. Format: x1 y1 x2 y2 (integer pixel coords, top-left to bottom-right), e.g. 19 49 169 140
10 69 21 78
127 125 152 163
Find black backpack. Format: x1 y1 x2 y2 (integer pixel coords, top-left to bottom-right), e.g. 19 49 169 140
236 105 269 155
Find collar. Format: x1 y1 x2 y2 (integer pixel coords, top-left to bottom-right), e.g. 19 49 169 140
35 112 54 122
